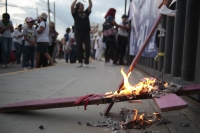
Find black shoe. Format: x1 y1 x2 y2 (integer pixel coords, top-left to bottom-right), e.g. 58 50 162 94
54 61 57 63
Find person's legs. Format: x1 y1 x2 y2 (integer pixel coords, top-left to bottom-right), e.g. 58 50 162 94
1 37 12 67
53 44 57 62
38 53 43 67
108 42 115 62
95 48 100 60
49 43 55 58
105 43 110 62
23 46 29 68
6 38 12 65
44 52 54 66
70 45 77 63
75 31 84 64
1 37 8 66
14 42 21 64
83 32 91 64
119 37 128 64
114 35 123 64
99 46 104 60
42 54 48 67
42 43 54 66
35 52 40 68
65 53 69 63
30 46 36 68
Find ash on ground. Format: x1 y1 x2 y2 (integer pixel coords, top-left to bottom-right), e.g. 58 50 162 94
86 108 171 132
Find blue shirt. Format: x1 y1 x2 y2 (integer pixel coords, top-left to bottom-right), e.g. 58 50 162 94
106 16 114 21
64 33 69 42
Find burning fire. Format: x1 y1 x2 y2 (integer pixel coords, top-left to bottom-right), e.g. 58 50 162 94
105 68 157 97
120 108 162 129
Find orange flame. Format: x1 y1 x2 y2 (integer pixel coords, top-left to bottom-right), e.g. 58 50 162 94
105 68 157 97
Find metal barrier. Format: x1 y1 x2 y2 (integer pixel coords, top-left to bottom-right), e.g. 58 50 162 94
129 0 200 101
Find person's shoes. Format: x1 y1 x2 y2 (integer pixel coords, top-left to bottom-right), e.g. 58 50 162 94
24 67 28 71
83 64 95 68
54 61 57 63
76 63 83 67
1 65 6 69
6 65 12 68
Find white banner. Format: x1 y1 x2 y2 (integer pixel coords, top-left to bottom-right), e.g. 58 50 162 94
129 0 162 57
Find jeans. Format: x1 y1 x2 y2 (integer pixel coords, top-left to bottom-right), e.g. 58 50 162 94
65 53 69 63
23 46 36 68
75 30 90 64
14 42 22 63
0 37 12 65
70 45 77 63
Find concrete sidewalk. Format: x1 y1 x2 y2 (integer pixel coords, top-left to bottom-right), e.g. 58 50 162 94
0 60 200 133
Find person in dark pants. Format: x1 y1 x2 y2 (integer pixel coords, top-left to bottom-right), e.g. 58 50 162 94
71 0 94 68
69 26 77 63
35 12 54 68
113 14 129 65
64 28 71 63
49 21 58 65
103 8 129 66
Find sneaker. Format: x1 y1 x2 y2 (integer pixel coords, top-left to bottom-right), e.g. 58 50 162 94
1 65 6 69
83 64 95 68
24 67 28 71
76 63 83 67
5 65 12 68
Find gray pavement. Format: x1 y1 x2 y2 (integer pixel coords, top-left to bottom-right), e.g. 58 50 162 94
0 60 200 133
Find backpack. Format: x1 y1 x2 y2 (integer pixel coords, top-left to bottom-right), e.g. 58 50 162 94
102 19 115 37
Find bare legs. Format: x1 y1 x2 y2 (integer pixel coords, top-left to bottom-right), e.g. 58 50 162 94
35 52 55 68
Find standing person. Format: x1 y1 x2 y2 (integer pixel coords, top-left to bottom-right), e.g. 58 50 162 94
64 28 71 63
49 21 58 59
113 14 129 65
13 24 23 64
22 17 37 70
0 13 14 69
103 8 129 65
35 12 54 68
69 26 77 63
95 32 104 61
90 25 98 60
93 36 98 60
71 0 94 68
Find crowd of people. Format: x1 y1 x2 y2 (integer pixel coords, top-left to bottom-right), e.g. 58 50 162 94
0 0 130 70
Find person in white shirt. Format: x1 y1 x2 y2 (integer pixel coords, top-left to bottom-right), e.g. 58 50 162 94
113 14 129 65
35 12 54 68
23 17 37 70
13 24 23 64
95 32 104 61
0 13 14 69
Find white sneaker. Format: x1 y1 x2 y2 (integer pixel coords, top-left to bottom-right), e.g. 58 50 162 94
1 65 6 69
24 67 28 71
76 63 83 67
5 64 12 68
83 64 95 68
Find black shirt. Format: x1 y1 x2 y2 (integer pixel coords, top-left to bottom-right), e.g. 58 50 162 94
72 8 91 32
